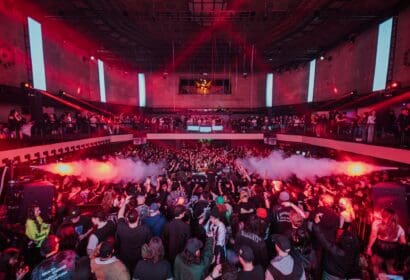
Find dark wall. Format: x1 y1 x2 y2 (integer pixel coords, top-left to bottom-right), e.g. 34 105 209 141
392 5 410 88
145 73 266 108
0 3 28 87
273 64 309 105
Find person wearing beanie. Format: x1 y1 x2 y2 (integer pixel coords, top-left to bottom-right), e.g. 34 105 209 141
174 231 215 280
265 234 306 280
237 245 264 280
270 191 293 237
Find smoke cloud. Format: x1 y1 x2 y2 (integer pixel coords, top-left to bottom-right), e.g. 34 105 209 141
34 158 164 183
237 150 392 180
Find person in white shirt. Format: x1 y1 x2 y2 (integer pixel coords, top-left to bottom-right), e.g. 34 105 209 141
366 110 376 143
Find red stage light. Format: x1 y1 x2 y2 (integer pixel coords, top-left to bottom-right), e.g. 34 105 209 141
90 56 95 61
54 163 74 176
346 162 366 176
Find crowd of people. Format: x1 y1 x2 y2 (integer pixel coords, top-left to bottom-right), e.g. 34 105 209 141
1 109 121 140
2 105 409 147
0 142 408 280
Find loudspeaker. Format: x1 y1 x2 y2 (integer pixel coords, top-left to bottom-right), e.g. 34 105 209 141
7 181 54 223
371 182 408 229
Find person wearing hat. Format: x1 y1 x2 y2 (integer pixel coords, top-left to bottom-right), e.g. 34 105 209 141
117 196 152 274
142 203 166 237
265 234 306 280
270 191 293 236
174 233 214 280
237 245 264 280
65 207 93 242
90 241 130 280
87 211 115 256
162 205 191 263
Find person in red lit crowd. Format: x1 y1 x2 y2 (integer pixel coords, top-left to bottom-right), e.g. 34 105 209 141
265 234 306 280
234 214 269 268
312 212 361 279
237 245 265 280
0 248 29 280
162 205 191 263
117 196 152 274
366 208 407 277
87 211 115 256
31 235 77 280
133 237 173 280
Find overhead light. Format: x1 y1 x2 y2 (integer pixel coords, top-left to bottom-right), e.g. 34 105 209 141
90 56 95 61
387 81 401 89
319 55 325 61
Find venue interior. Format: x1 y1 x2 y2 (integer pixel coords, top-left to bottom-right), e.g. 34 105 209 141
0 0 409 279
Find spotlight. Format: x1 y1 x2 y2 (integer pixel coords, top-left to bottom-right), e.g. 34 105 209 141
20 82 32 89
319 55 325 61
350 90 357 95
90 56 95 61
242 72 248 79
387 81 401 90
58 90 66 95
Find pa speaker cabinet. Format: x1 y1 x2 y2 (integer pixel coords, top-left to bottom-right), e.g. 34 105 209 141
19 181 54 222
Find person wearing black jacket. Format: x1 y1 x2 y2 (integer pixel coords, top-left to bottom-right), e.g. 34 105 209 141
234 214 269 268
312 213 361 279
117 196 152 274
162 205 191 263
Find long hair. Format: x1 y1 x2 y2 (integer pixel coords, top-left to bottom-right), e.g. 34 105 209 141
142 237 165 264
27 204 41 232
339 197 355 220
378 208 399 241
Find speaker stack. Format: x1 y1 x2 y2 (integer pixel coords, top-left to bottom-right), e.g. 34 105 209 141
6 180 54 223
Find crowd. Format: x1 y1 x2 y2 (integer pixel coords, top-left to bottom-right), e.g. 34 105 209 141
2 105 409 147
1 109 122 140
0 142 409 280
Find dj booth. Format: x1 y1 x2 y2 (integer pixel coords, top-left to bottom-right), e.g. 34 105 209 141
187 125 224 133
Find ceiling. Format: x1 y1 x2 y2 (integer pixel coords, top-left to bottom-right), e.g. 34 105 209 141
26 0 408 72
